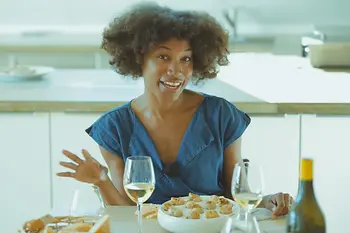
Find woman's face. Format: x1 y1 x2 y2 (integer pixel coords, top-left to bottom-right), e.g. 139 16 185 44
141 38 193 100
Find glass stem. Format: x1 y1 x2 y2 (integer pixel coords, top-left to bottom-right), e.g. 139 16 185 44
244 210 249 226
137 202 143 233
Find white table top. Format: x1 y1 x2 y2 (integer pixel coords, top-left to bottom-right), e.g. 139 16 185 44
103 206 287 233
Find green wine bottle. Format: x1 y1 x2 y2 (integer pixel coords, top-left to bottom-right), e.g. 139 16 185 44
286 158 326 233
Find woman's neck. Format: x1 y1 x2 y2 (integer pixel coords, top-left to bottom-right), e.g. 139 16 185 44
138 91 186 119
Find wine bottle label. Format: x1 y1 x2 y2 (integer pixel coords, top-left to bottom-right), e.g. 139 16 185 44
300 159 313 181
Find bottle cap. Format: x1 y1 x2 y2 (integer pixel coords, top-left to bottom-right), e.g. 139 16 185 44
300 158 313 180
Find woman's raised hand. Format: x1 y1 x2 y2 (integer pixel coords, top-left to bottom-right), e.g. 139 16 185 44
57 149 108 185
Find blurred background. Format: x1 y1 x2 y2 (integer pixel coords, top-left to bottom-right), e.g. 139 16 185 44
1 1 350 233
1 0 350 67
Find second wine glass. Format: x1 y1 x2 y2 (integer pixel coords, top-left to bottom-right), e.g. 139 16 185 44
231 161 264 228
123 156 155 233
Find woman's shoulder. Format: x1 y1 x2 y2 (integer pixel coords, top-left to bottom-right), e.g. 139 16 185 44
85 101 135 156
201 93 251 149
86 101 134 134
183 90 231 109
201 92 251 127
201 93 239 112
100 101 133 121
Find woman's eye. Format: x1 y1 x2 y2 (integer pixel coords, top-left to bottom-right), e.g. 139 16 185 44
157 55 169 60
183 56 192 63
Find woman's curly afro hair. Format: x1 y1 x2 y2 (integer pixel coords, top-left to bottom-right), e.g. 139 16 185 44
101 2 230 84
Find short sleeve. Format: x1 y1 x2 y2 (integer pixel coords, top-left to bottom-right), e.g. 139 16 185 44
85 113 122 156
221 100 251 150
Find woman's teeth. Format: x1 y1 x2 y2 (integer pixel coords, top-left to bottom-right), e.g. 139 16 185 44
164 81 181 87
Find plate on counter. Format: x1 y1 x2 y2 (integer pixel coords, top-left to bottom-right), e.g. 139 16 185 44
0 65 55 82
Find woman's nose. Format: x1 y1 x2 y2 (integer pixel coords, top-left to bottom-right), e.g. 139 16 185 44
167 61 182 77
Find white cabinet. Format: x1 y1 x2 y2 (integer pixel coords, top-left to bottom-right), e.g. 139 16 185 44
241 115 300 198
301 115 350 233
50 112 107 215
0 113 51 233
11 52 96 68
5 51 112 69
0 53 9 66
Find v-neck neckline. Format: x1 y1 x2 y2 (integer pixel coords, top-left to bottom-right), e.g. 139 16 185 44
127 94 212 171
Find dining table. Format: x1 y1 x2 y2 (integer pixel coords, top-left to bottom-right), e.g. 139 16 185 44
103 206 287 233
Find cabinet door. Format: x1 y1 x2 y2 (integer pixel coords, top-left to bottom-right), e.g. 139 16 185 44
302 115 350 233
0 54 9 66
0 113 51 232
50 112 106 215
241 115 300 197
13 52 96 68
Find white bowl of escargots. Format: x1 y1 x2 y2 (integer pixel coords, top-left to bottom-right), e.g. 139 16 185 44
157 193 239 233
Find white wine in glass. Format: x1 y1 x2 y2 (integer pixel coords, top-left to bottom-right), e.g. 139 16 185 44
233 192 263 210
124 182 155 203
123 156 155 233
231 161 264 226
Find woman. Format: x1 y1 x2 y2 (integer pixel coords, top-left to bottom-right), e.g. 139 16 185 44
57 2 292 218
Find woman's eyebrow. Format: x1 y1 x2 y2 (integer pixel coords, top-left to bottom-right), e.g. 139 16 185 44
156 46 192 51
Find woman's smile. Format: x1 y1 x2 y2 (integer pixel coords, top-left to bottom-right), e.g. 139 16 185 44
159 79 184 91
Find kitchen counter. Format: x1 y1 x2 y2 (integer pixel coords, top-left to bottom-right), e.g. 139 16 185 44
0 38 274 54
1 53 350 114
0 27 276 53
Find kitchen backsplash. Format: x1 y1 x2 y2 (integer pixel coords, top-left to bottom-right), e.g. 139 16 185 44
1 0 350 35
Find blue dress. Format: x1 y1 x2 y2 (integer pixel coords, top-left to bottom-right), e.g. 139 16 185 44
86 93 251 204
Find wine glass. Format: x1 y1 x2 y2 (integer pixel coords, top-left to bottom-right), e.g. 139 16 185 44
220 215 262 233
123 156 155 233
69 184 106 218
231 161 264 228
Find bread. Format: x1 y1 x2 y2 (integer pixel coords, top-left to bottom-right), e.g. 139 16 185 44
205 200 217 210
40 226 55 233
188 193 201 202
23 215 58 232
169 206 183 217
134 203 159 218
58 223 93 232
170 197 185 205
186 209 201 219
89 215 110 233
205 210 219 219
23 215 109 233
219 204 233 215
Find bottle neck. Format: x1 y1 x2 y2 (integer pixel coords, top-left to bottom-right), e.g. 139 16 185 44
296 180 315 202
296 159 316 202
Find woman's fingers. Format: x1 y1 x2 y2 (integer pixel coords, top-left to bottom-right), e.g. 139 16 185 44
59 161 78 171
280 193 291 215
271 193 293 218
82 149 93 161
271 193 286 218
62 150 84 165
56 172 75 178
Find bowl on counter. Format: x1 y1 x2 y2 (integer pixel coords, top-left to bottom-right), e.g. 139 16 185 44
309 43 350 68
0 65 54 82
157 194 239 233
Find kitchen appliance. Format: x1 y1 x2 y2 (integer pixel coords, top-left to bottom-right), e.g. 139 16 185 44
301 25 350 68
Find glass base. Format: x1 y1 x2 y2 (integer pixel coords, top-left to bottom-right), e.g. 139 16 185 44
221 211 261 233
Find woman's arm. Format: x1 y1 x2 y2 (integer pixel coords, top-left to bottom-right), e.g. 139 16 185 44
223 136 244 199
96 146 135 206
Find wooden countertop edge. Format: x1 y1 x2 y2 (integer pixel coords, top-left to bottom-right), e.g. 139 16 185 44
1 101 350 115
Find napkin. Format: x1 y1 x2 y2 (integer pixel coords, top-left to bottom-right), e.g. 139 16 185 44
250 208 274 221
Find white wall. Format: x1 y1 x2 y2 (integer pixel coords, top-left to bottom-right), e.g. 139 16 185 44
1 0 350 34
